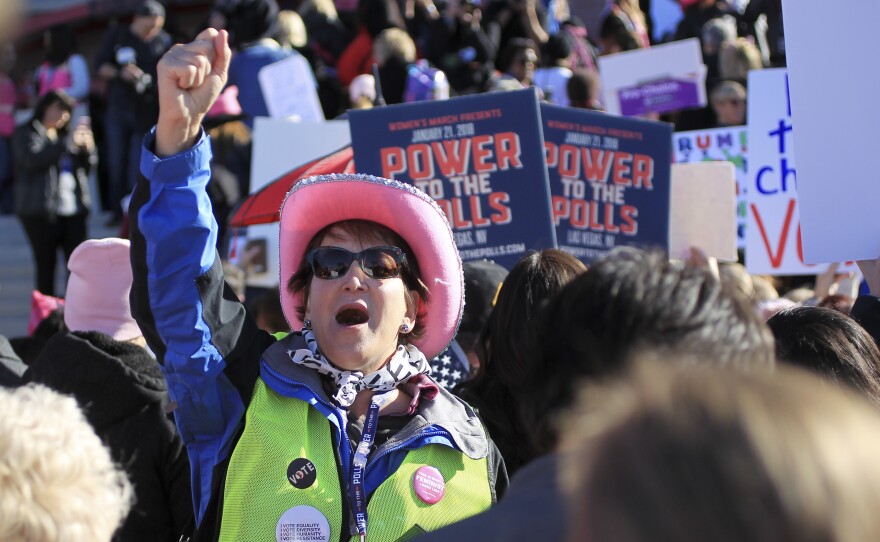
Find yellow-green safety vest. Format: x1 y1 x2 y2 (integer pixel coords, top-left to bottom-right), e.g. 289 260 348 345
219 379 493 541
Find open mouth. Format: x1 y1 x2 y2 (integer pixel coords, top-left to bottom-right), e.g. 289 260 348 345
335 307 369 326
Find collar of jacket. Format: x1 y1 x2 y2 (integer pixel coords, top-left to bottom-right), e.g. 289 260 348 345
261 332 489 461
25 330 168 429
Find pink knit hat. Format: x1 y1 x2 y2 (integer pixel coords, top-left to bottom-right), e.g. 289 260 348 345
279 174 463 359
207 85 243 118
64 238 141 341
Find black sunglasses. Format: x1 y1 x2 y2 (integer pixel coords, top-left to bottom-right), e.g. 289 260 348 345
307 246 407 280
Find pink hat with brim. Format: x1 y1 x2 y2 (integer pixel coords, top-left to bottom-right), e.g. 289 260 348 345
279 173 463 359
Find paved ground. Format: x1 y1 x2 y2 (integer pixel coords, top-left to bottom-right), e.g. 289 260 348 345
0 211 116 338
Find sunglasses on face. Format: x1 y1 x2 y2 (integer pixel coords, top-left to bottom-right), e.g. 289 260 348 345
307 246 407 280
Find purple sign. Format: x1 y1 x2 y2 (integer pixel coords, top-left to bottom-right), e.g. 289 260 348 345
618 77 701 116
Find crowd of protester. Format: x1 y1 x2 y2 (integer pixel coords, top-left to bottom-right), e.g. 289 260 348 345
1 0 782 245
16 1 880 542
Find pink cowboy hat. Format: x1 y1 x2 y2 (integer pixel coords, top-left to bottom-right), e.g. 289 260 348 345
279 173 463 359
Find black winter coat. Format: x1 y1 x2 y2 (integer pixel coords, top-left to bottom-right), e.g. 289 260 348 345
12 119 92 218
25 331 193 542
0 335 26 387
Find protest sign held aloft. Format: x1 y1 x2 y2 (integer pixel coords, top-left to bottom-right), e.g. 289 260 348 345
674 126 747 249
541 103 672 264
350 88 556 269
669 162 738 262
783 0 880 264
746 69 855 276
598 39 707 117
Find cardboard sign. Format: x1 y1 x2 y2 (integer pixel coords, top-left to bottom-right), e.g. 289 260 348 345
235 118 351 287
782 0 880 263
673 126 747 248
350 88 557 269
540 103 672 264
259 54 324 123
669 162 737 261
598 39 707 117
746 69 855 276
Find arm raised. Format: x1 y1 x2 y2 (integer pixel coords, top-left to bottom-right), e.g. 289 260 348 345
155 28 230 157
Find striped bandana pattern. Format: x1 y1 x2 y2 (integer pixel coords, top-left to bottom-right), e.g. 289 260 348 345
287 328 431 407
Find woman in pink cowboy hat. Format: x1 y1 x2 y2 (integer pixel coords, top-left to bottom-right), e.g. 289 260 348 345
129 29 505 542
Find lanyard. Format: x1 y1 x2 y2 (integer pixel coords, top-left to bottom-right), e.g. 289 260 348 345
349 392 391 541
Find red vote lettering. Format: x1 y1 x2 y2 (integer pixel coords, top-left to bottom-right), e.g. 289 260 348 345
750 198 797 269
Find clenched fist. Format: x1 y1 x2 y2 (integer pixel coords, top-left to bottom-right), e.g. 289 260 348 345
156 28 231 156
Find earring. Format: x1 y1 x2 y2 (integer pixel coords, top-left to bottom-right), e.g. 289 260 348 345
303 319 312 330
400 323 411 334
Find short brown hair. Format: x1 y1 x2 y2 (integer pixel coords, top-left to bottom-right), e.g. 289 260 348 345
561 361 880 542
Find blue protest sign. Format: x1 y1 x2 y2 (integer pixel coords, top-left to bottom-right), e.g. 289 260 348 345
540 103 672 263
350 88 557 269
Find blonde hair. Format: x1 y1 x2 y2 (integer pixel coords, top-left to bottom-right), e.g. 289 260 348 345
276 10 308 49
561 361 880 542
373 28 416 65
313 0 339 21
614 0 646 35
0 385 132 542
720 37 764 82
719 262 778 307
710 79 746 104
751 274 779 304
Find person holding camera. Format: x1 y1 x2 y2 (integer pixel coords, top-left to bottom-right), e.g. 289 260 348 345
14 91 95 297
95 0 171 225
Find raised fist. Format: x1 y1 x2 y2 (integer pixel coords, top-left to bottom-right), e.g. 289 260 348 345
155 28 231 156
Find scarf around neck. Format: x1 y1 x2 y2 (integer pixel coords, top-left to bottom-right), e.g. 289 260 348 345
287 328 431 408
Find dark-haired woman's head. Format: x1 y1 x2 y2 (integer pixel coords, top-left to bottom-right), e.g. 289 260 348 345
524 247 775 455
287 219 429 373
599 11 641 55
32 90 73 133
457 249 586 473
497 38 539 84
768 306 880 405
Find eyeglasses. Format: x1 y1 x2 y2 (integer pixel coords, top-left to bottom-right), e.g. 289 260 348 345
307 246 407 280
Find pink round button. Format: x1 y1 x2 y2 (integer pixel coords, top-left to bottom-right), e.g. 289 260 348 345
413 466 446 505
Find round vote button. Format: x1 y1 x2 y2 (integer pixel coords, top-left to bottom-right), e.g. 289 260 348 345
287 458 317 489
276 505 330 542
413 466 446 505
